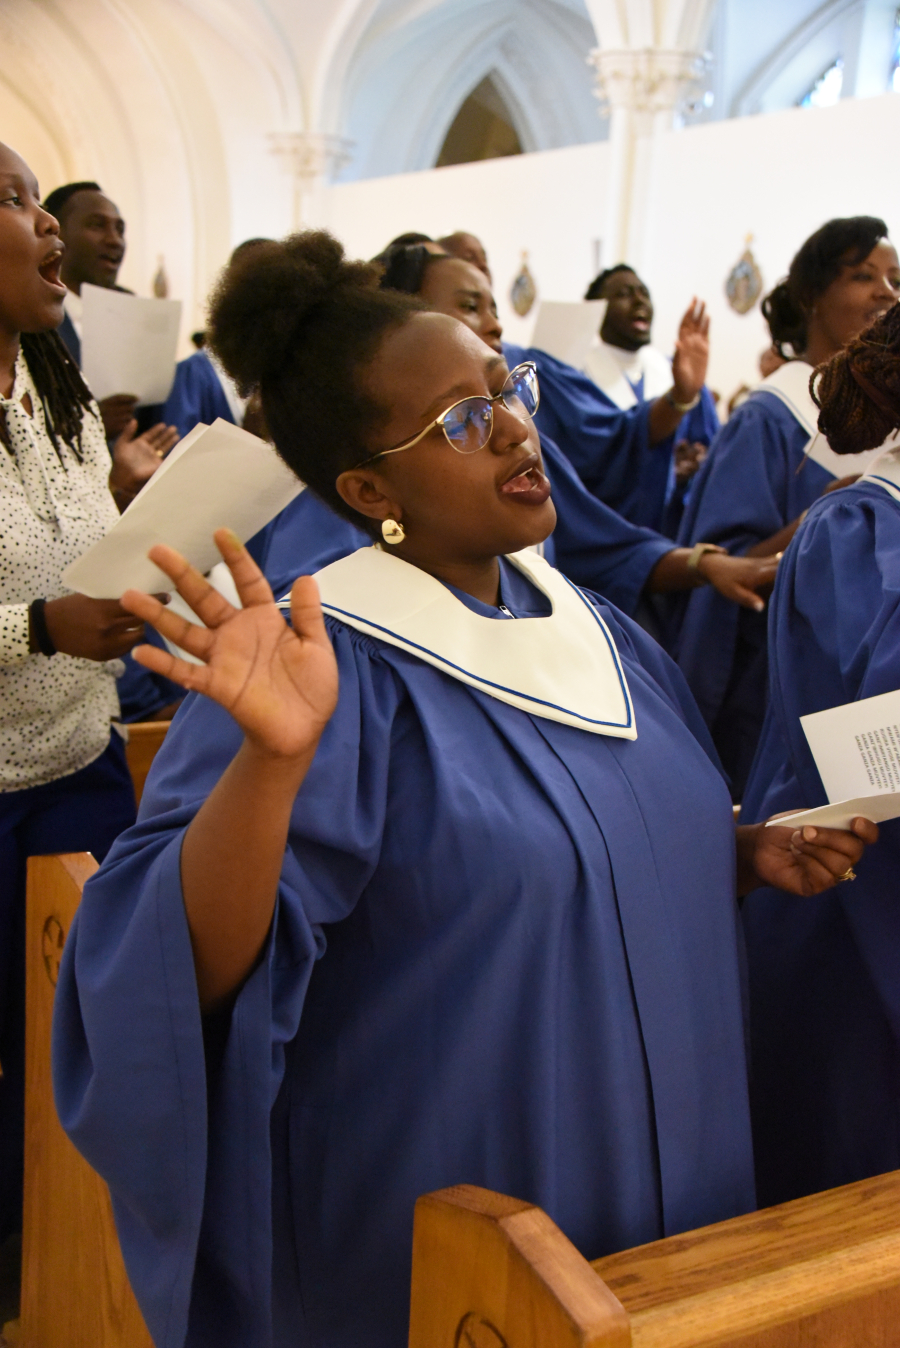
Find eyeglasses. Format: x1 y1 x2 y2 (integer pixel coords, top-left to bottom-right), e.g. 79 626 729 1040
356 362 539 466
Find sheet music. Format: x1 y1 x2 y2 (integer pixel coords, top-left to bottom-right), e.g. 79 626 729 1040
63 418 302 598
529 300 607 370
81 284 182 404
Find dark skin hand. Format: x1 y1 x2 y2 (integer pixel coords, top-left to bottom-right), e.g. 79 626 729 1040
109 419 179 510
420 261 776 612
121 315 879 1009
32 592 160 661
736 817 877 898
673 439 708 485
99 393 139 438
749 241 900 555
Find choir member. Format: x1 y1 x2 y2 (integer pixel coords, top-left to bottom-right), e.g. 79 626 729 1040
583 264 719 532
378 242 776 626
676 217 900 798
742 303 900 1206
53 231 872 1348
162 239 271 439
505 293 710 533
0 144 162 1238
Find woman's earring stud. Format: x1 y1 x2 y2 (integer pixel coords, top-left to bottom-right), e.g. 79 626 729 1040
381 518 406 545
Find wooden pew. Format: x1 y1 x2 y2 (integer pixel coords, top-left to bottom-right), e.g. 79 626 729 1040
7 854 153 1348
409 1179 900 1346
123 721 170 806
14 850 900 1347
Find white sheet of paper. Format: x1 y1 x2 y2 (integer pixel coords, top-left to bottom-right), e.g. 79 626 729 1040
81 284 182 404
530 300 607 370
62 418 303 598
765 793 900 832
765 688 900 829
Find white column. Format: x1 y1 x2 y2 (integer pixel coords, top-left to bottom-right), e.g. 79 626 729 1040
841 0 897 100
268 131 353 229
589 46 707 267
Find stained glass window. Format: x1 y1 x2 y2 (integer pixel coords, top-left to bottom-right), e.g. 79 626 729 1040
799 58 844 108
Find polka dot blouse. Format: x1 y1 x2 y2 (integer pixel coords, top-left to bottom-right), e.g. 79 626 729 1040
0 352 120 791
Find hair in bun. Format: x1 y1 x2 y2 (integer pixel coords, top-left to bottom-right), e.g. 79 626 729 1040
812 303 900 454
207 230 420 525
762 216 888 358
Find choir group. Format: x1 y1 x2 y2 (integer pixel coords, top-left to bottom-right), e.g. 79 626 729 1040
2 134 900 1347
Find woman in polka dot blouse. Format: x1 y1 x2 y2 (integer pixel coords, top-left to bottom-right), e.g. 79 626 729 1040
0 141 175 1239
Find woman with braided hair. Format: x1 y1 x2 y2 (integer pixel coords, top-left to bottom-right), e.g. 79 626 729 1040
53 230 873 1348
0 142 173 1240
675 217 900 799
741 301 900 1207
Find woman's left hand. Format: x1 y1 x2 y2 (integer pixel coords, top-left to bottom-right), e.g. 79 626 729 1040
109 420 179 510
737 817 878 898
671 299 710 402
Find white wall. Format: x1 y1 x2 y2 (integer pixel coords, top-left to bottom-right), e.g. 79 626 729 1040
319 91 900 399
318 141 611 348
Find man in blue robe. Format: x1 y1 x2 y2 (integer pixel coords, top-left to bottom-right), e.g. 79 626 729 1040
582 265 719 535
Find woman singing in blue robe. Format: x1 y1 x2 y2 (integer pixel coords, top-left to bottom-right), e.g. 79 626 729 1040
375 242 775 632
676 217 900 798
742 305 900 1206
52 233 872 1348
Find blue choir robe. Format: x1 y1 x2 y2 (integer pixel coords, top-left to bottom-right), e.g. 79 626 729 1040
162 350 242 440
741 459 900 1205
581 339 720 536
53 550 754 1348
673 360 872 798
504 342 674 533
252 438 673 621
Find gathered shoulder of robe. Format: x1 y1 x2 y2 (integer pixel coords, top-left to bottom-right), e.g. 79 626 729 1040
504 342 673 532
741 475 900 1205
252 439 673 621
673 384 828 797
162 351 241 440
53 555 754 1348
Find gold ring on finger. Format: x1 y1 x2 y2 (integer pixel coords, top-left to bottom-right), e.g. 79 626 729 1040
838 866 857 883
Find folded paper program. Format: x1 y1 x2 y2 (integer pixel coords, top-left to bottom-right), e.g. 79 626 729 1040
766 687 900 830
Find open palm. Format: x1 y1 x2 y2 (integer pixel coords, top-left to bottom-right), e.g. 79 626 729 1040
671 298 710 401
121 529 338 760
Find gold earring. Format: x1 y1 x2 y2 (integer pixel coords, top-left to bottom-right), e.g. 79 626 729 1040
381 518 406 545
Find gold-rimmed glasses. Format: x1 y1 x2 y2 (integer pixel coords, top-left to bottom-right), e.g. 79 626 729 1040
354 362 539 468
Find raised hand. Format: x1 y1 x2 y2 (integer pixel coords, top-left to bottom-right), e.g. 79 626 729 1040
121 529 338 762
739 816 878 898
671 299 710 403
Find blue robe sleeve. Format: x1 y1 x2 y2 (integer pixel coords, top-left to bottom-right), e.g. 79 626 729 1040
541 434 672 615
740 484 900 1200
162 352 235 440
526 348 673 531
672 393 832 797
52 625 405 1347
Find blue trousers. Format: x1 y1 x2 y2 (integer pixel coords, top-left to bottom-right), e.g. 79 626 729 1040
0 735 136 1238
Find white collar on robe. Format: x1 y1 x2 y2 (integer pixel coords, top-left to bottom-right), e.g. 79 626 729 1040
756 359 886 478
307 546 636 738
859 434 900 504
582 339 673 410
